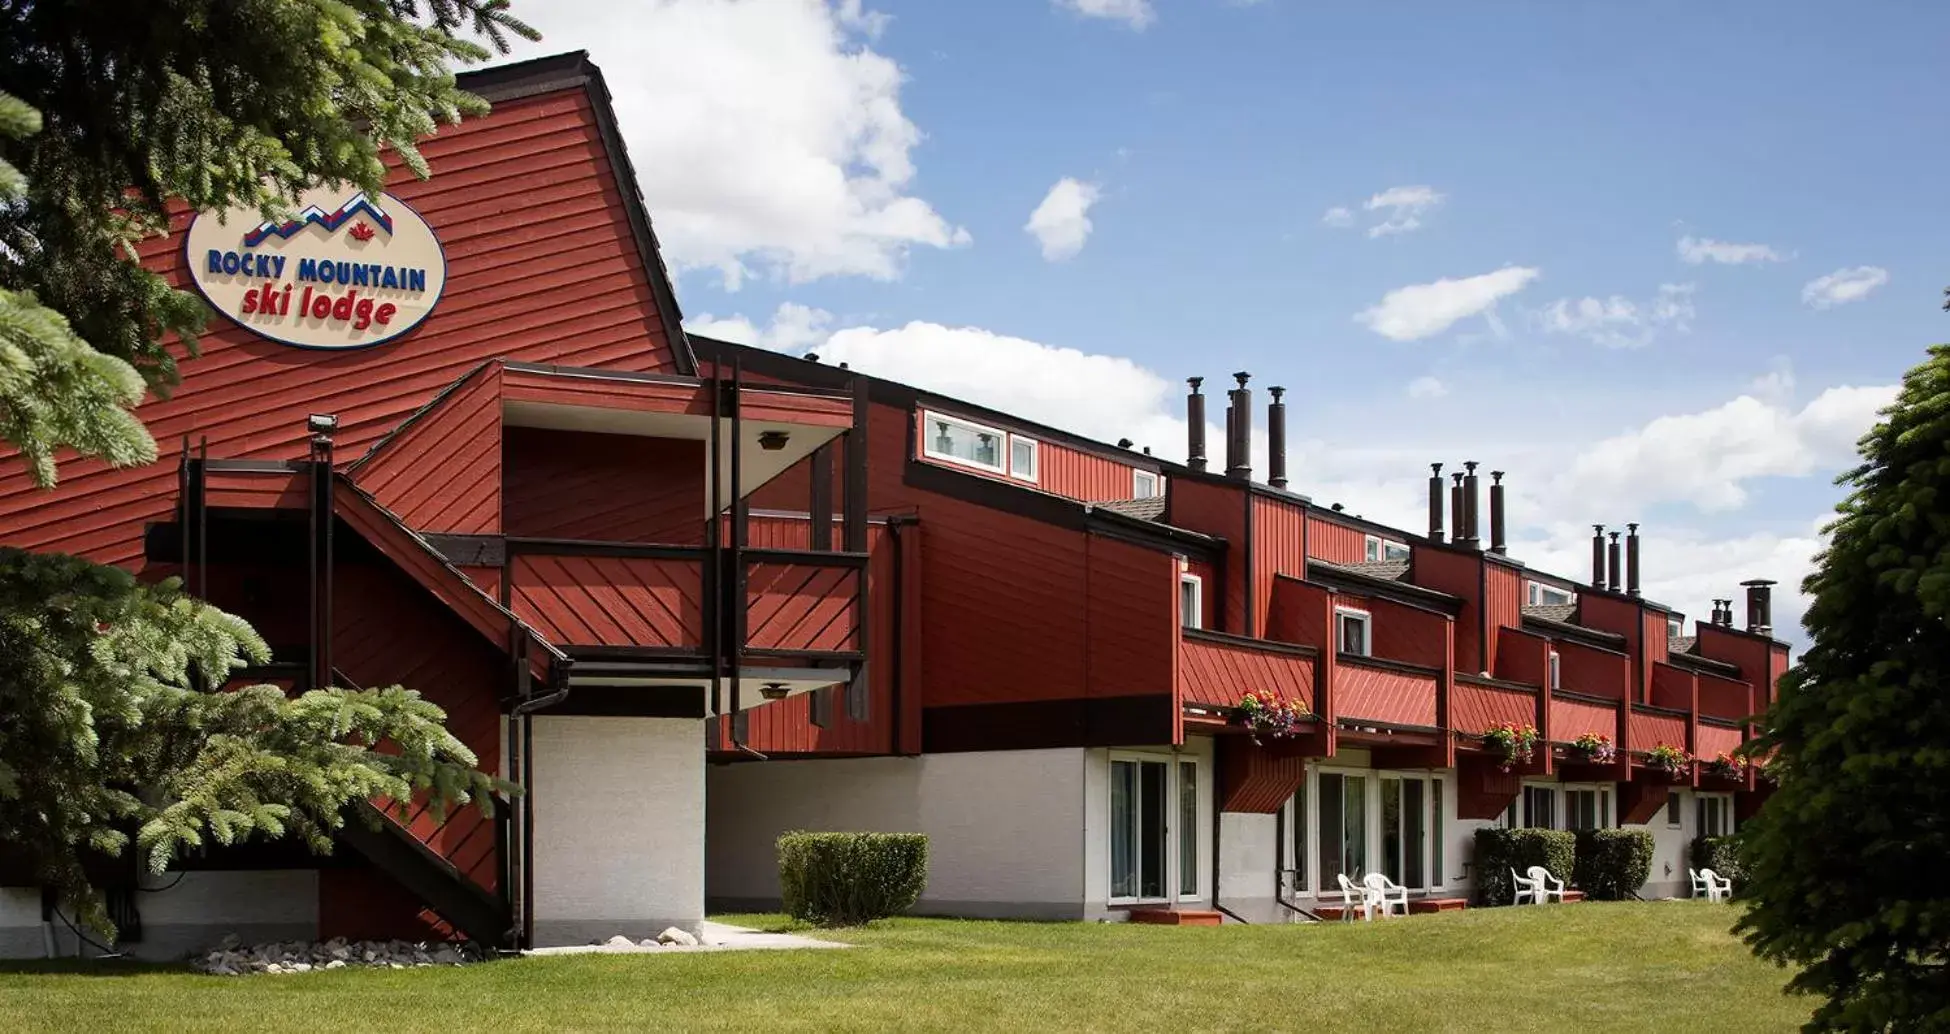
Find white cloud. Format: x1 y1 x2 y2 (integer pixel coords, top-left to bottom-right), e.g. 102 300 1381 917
1535 283 1695 349
1025 178 1103 261
1363 184 1444 237
1054 0 1154 29
1677 236 1786 266
1406 376 1448 399
685 302 834 352
1802 266 1890 309
1356 266 1541 341
509 0 968 290
1321 205 1355 229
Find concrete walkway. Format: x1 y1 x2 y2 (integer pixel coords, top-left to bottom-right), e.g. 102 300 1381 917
523 921 850 956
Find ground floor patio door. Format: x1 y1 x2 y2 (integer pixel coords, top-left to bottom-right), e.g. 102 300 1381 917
1109 753 1200 904
1284 768 1445 898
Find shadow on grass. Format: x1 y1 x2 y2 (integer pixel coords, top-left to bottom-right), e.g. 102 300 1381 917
0 958 186 978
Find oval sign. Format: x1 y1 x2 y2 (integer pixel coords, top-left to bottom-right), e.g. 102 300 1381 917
184 186 447 351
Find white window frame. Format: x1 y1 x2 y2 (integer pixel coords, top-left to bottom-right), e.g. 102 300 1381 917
1666 790 1683 829
1132 469 1161 499
1562 783 1612 831
1335 606 1372 657
1364 534 1410 563
1668 617 1684 638
1179 573 1204 630
1697 792 1735 839
1106 750 1206 906
1284 765 1448 898
1548 650 1561 691
922 410 1010 476
1518 780 1559 830
1009 436 1039 483
1528 581 1575 607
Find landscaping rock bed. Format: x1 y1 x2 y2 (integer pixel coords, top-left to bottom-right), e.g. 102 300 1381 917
191 936 487 975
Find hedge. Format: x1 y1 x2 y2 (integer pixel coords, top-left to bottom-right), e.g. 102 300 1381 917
778 831 929 926
1473 828 1576 906
1573 828 1654 900
1690 835 1744 897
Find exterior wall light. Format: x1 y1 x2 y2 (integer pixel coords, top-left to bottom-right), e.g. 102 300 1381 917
759 682 791 701
757 430 791 451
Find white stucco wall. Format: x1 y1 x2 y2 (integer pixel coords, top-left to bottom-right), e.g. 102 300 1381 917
709 749 1091 919
1217 812 1286 922
530 715 704 945
0 871 317 961
1631 787 1698 899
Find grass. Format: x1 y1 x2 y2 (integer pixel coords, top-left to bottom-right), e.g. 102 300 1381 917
0 901 1807 1033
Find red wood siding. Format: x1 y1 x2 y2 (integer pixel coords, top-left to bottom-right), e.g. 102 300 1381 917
1649 662 1696 713
1366 597 1449 669
1452 681 1537 736
1251 494 1307 637
206 468 307 509
1555 641 1630 700
1335 660 1438 727
1176 634 1315 711
740 387 854 429
1628 710 1688 752
1266 576 1330 648
1183 557 1219 629
745 560 860 653
1039 440 1151 502
1696 723 1743 759
500 366 700 412
1219 745 1308 814
1167 478 1247 633
1577 593 1648 700
1549 697 1617 743
1483 563 1523 673
1694 624 1767 683
1494 626 1550 686
334 481 518 656
354 364 503 535
1698 672 1753 721
1642 607 1671 665
509 553 702 648
457 564 500 601
1305 517 1367 564
1085 535 1179 702
8 87 682 571
1410 547 1484 671
503 427 705 543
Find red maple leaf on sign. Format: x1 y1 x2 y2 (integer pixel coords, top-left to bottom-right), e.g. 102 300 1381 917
348 222 376 241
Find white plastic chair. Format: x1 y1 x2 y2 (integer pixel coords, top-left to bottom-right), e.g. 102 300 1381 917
1362 872 1410 918
1334 873 1374 921
1693 868 1733 902
1526 865 1566 904
1510 867 1540 905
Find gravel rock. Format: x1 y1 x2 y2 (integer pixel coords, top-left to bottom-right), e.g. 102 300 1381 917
657 927 699 947
190 937 489 976
603 935 635 949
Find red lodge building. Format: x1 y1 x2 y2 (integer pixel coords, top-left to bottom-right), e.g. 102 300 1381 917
0 53 1789 955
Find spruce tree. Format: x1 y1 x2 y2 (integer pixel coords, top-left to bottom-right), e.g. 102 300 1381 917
0 3 539 937
1736 344 1950 1032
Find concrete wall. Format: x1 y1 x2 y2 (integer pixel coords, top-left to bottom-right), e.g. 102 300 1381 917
1217 812 1287 922
0 872 317 961
530 715 704 945
709 748 1091 919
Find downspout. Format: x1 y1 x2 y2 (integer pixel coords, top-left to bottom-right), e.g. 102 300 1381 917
1272 804 1323 922
1208 738 1248 924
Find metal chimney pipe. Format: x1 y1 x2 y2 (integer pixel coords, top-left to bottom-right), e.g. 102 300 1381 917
1223 400 1237 475
1606 531 1622 592
1591 525 1606 586
1626 522 1641 597
1227 372 1253 480
1427 463 1446 542
1267 386 1288 489
1462 461 1481 548
1743 579 1776 635
1451 473 1465 544
1489 470 1507 554
1185 377 1206 471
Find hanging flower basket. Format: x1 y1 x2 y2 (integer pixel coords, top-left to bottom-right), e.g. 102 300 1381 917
1482 721 1539 773
1644 743 1692 777
1235 690 1309 746
1707 752 1746 781
1571 732 1616 765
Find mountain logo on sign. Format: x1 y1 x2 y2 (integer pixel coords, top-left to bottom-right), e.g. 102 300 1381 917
242 192 395 247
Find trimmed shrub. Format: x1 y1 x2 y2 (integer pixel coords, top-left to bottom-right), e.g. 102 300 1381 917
1689 835 1744 897
1473 827 1577 906
778 831 928 926
1574 828 1654 900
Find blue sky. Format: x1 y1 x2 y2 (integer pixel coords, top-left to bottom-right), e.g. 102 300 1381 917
500 1 1947 644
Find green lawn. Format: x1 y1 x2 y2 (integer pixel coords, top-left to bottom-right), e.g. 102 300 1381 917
0 901 1807 1033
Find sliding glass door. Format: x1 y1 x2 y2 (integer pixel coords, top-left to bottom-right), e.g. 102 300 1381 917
1288 769 1446 897
1381 776 1430 892
1110 754 1204 904
1317 772 1368 890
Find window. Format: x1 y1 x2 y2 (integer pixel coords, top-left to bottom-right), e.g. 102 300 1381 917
1133 469 1161 499
1666 791 1682 828
923 411 1006 474
1179 574 1204 631
1337 608 1371 657
1381 775 1429 891
1565 787 1611 831
1522 785 1556 829
1318 772 1368 889
1548 651 1561 691
1697 794 1734 838
1364 535 1411 563
1668 617 1684 638
1110 753 1202 904
1281 781 1308 894
1431 779 1445 887
1528 581 1575 607
1010 437 1038 482
1178 761 1200 898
